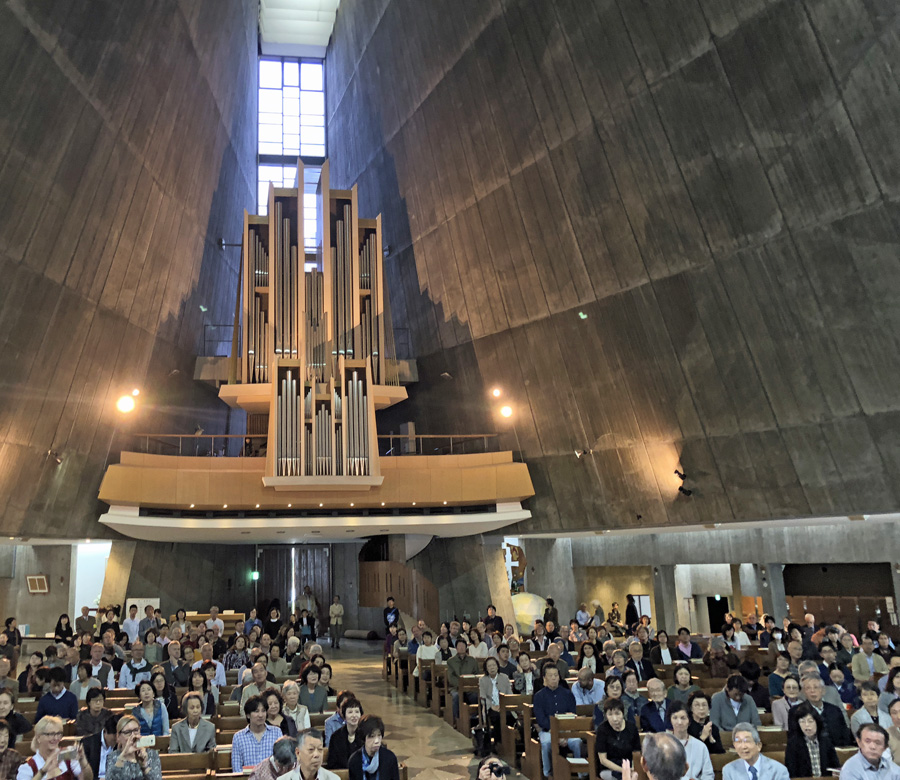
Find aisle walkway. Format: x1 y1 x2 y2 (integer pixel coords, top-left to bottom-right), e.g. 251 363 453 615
328 640 482 780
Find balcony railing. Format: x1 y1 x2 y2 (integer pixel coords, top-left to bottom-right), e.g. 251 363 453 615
128 433 501 458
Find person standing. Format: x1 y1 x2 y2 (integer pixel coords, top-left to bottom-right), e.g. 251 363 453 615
383 598 400 631
328 597 344 650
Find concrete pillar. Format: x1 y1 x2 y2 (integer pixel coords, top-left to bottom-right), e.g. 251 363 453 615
730 564 744 619
760 563 788 621
889 565 900 629
99 541 137 610
653 565 679 634
481 535 516 635
522 538 577 623
386 535 406 563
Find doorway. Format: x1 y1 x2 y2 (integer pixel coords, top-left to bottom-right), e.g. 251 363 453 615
706 595 730 632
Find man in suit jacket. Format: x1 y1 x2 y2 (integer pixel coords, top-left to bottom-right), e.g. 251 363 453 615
722 722 789 780
851 637 889 681
75 607 96 639
799 676 853 747
710 676 762 731
170 692 217 753
626 640 657 682
641 678 672 733
83 714 120 778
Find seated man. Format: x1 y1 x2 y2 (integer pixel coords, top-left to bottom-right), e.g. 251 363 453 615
533 664 580 778
496 645 516 679
710 676 761 731
640 678 671 733
738 660 771 712
191 643 226 687
35 666 78 722
542 642 571 683
827 664 860 708
118 641 151 688
528 620 550 653
87 642 115 688
625 639 657 682
839 723 900 780
722 722 789 780
446 639 479 721
241 663 274 707
851 636 889 681
798 675 853 747
798 661 850 718
572 667 605 707
818 643 852 683
231 694 283 772
674 627 703 661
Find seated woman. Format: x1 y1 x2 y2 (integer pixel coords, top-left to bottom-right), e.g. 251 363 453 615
768 653 792 697
577 641 598 673
187 670 216 717
434 635 454 665
280 681 310 731
686 692 724 755
98 609 120 640
668 701 714 780
16 654 43 695
131 681 169 737
666 665 700 704
150 672 179 722
70 663 101 701
468 629 488 660
199 662 221 706
593 676 630 728
318 664 336 697
595 698 640 780
264 689 297 738
703 638 738 678
53 613 75 645
168 693 215 754
106 714 162 780
142 632 162 665
326 698 363 770
605 650 628 679
850 681 892 733
886 697 900 761
649 631 672 665
348 715 400 780
479 657 512 748
298 665 327 714
772 675 802 731
223 635 250 672
16 715 92 780
75 689 110 737
878 667 900 713
784 702 839 778
0 688 31 744
0 717 23 780
268 645 289 679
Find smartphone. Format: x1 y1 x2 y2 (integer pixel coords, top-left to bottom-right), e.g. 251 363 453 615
137 736 156 749
58 747 78 763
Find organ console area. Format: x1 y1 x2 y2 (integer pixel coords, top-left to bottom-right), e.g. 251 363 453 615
229 160 402 489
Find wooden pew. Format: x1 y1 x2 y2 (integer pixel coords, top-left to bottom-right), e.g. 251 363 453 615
550 715 597 780
498 693 530 763
520 704 541 780
431 665 447 717
159 752 213 776
417 659 434 708
456 675 480 737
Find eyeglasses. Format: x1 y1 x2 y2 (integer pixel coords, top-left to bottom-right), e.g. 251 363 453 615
120 729 140 737
44 733 64 739
732 737 759 745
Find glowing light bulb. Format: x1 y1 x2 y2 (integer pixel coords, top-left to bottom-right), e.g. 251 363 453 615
491 388 501 398
500 406 513 418
116 395 135 413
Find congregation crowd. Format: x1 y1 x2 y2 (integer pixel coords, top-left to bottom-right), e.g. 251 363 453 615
0 594 399 780
383 594 900 780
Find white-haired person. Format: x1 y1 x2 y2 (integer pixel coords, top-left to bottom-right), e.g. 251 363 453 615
16 716 93 780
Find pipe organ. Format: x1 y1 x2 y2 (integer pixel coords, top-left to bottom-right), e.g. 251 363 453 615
234 160 400 487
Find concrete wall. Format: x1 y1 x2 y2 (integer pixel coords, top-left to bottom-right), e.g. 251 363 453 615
522 538 577 624
0 0 257 539
0 546 74 636
331 541 382 633
327 0 900 535
573 565 655 626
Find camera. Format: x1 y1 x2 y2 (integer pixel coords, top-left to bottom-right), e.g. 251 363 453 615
490 764 510 777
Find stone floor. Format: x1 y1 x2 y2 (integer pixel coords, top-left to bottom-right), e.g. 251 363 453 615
327 640 525 780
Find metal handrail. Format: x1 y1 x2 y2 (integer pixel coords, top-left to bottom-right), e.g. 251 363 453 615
128 433 501 457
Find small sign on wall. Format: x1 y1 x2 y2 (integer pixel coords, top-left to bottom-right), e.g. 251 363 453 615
26 575 49 595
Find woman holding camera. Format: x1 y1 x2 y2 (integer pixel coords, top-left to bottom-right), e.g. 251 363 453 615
105 715 161 780
15 716 93 780
475 756 510 780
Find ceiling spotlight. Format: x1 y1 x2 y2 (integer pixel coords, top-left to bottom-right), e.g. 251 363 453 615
491 388 502 398
287 504 292 508
350 503 354 507
255 504 260 508
443 501 447 505
319 503 323 507
47 450 62 465
131 388 140 396
412 502 416 506
575 449 593 459
500 406 513 418
674 469 686 480
677 486 692 497
189 504 195 509
116 395 135 413
381 502 385 506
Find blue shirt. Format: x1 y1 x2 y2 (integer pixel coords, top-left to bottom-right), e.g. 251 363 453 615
533 684 576 732
839 751 900 780
231 725 282 772
572 680 605 706
324 712 345 746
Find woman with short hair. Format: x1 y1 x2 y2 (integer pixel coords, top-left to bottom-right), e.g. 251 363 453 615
70 664 101 701
150 672 179 722
16 716 93 780
74 689 109 737
105 715 161 780
298 666 327 714
325 698 363 770
264 689 297 738
348 715 400 780
187 670 215 717
168 693 215 754
280 681 310 731
0 718 23 780
131 682 169 737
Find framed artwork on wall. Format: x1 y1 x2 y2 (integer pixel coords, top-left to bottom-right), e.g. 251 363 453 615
26 575 49 594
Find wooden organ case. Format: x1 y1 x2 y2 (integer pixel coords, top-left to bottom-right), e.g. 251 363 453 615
229 160 403 490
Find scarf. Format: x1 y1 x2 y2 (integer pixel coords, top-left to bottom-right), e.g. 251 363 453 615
361 748 380 778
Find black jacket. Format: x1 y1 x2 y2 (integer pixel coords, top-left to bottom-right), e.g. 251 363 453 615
82 731 115 779
790 702 853 747
785 731 840 777
348 746 400 780
625 658 657 682
326 725 360 770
